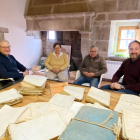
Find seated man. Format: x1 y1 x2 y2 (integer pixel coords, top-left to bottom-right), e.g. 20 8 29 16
73 46 107 87
100 40 140 96
0 40 29 80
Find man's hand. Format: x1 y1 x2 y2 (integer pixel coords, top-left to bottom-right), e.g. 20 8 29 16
83 72 90 78
51 68 57 74
23 69 29 77
114 82 122 90
110 83 115 89
88 73 95 78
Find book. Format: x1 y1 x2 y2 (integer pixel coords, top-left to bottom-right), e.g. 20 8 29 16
0 88 23 108
85 87 110 108
59 106 120 140
114 94 140 113
122 109 140 140
49 94 75 109
6 111 66 140
61 85 85 101
0 105 27 139
19 75 47 96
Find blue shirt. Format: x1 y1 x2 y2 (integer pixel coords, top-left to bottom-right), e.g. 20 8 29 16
0 52 26 79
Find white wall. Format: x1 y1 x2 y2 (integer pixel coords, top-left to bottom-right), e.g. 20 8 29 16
0 0 42 69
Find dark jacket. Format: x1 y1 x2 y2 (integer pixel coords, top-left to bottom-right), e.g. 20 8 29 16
111 57 140 92
79 54 107 77
0 52 26 80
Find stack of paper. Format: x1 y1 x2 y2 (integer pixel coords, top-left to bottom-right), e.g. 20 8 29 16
59 106 120 140
0 105 27 139
122 110 140 140
114 94 140 113
49 94 75 109
6 111 66 140
49 82 68 97
61 85 85 101
19 75 47 95
85 87 110 108
0 88 23 108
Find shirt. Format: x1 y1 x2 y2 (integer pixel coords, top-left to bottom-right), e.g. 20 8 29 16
111 57 140 92
0 52 26 80
79 54 107 77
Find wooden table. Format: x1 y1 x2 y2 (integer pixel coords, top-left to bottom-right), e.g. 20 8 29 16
1 80 122 140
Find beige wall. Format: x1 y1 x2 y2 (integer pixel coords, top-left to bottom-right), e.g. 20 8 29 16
0 0 42 68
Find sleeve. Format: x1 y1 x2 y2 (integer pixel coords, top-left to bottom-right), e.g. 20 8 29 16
11 56 27 72
79 59 85 74
94 57 107 77
0 62 23 79
111 61 125 83
124 79 140 92
44 53 53 70
60 53 69 71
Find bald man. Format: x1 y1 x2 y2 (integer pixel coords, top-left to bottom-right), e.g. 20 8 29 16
0 40 29 80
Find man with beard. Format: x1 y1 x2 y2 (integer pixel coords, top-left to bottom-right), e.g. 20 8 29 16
100 40 140 96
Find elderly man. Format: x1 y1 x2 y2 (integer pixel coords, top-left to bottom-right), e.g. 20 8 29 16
73 46 107 87
100 40 140 96
0 40 29 80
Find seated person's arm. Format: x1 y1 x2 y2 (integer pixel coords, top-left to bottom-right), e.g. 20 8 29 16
94 57 107 77
12 56 28 73
44 53 53 70
0 63 24 79
59 53 69 71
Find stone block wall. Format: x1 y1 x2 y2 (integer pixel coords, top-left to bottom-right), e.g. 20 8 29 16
88 0 140 58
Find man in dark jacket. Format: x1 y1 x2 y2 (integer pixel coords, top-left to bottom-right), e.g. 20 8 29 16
73 46 107 87
100 40 140 96
0 40 29 80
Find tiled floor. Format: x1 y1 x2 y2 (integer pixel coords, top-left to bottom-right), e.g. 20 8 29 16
68 71 111 87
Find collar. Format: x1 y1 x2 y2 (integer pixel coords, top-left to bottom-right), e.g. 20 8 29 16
53 52 63 58
0 52 10 57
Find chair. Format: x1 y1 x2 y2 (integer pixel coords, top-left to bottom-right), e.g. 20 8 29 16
75 70 104 88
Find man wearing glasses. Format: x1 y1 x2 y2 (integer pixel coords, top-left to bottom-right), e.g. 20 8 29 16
0 40 29 80
73 46 107 87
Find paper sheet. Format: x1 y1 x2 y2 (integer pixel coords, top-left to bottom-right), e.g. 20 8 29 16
0 88 23 104
86 87 110 107
114 94 140 113
122 110 140 140
9 111 66 140
49 94 75 109
0 105 27 139
63 85 85 100
23 75 47 87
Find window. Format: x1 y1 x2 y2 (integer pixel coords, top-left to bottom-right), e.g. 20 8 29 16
48 31 56 40
117 26 138 52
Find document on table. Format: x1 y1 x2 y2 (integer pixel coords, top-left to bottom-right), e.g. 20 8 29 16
114 94 140 113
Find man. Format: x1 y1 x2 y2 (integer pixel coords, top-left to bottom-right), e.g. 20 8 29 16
0 40 29 80
73 46 107 87
100 40 140 96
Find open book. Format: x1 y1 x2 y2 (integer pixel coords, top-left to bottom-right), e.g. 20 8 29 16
61 85 85 101
122 109 140 140
85 87 110 108
114 94 140 113
0 105 27 139
0 88 23 108
7 111 66 140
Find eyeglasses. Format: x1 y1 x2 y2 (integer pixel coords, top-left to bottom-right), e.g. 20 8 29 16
90 51 97 53
0 46 11 49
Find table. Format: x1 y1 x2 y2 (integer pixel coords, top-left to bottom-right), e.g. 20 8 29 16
1 80 122 140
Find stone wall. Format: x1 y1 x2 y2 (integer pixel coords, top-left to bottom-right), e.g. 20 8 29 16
88 0 140 58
